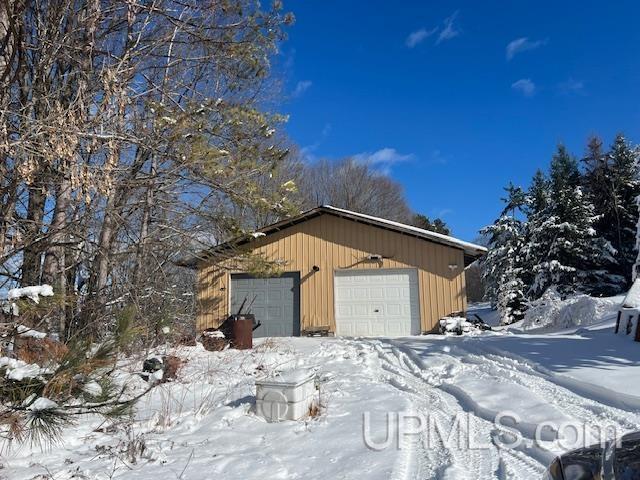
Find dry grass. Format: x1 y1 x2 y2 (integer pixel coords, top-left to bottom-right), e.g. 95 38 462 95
15 338 68 365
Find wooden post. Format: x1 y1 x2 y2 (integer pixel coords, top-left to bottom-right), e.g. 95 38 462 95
615 310 621 334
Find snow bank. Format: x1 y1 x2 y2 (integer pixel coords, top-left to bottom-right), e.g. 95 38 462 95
521 289 622 331
16 324 47 339
28 397 58 411
622 278 640 308
82 380 103 397
5 338 408 480
7 285 54 303
0 357 46 381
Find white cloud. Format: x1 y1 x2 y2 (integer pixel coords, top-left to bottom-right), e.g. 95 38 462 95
506 37 547 61
300 144 319 162
405 27 437 48
353 148 414 174
557 78 585 95
431 208 453 218
300 123 332 162
436 11 461 44
292 80 312 98
430 150 448 165
511 78 536 97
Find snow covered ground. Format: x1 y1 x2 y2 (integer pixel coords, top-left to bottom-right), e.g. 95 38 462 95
4 297 640 479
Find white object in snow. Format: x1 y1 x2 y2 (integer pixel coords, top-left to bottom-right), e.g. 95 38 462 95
622 279 640 309
255 369 316 422
203 330 225 338
439 316 474 334
28 397 58 411
83 380 103 397
150 369 164 383
251 232 266 238
16 324 47 339
7 285 54 303
0 357 45 381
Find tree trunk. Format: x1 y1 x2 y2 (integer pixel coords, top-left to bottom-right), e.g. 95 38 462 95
132 157 157 288
42 168 71 335
21 181 46 286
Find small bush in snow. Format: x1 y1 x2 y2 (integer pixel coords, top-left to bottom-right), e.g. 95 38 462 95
0 291 154 448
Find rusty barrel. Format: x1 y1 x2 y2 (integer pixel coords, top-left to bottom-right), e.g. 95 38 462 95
230 314 254 349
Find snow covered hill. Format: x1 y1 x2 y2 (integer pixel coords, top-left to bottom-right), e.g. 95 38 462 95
4 296 639 479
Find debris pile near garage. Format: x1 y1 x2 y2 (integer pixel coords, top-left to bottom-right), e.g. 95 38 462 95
200 329 228 351
141 354 183 383
439 315 492 335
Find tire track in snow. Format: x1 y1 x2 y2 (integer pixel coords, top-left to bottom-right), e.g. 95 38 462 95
384 336 640 479
386 342 547 480
442 341 640 438
358 339 544 479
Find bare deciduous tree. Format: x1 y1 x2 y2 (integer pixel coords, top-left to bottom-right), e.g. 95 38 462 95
0 0 297 340
297 157 413 222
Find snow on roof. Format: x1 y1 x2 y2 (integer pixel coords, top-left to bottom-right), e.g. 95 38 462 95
320 205 487 256
622 278 640 309
177 205 487 268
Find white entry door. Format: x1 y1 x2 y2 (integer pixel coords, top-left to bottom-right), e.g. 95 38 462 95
334 269 421 337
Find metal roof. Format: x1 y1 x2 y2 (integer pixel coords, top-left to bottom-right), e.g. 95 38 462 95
177 205 487 268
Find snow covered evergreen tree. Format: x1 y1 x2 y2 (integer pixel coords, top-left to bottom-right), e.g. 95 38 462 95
607 134 640 285
527 145 623 297
521 169 550 289
481 216 526 324
481 186 527 324
581 134 639 287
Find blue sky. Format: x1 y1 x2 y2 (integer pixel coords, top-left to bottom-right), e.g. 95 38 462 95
279 1 640 241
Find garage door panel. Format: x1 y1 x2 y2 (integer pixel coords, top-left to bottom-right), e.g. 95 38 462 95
353 288 368 299
230 273 300 338
386 287 401 299
355 319 372 335
369 287 384 299
335 269 420 337
370 319 385 336
387 303 402 316
268 289 283 302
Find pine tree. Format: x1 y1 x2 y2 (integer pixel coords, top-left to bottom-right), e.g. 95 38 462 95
521 169 550 289
501 183 527 217
527 145 623 297
581 134 639 287
481 186 528 324
607 134 640 285
481 215 527 324
411 214 451 235
581 136 612 228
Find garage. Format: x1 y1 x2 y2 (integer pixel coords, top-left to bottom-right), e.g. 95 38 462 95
191 206 487 335
334 268 421 337
230 273 300 337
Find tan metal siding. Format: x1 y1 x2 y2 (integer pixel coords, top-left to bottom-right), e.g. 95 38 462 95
196 214 468 334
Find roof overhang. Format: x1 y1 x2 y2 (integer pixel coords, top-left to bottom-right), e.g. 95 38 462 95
176 206 487 269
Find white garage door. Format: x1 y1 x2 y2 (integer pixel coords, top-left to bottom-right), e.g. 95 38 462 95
334 269 421 337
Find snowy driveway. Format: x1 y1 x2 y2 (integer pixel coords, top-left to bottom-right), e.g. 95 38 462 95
5 330 640 480
375 326 640 478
